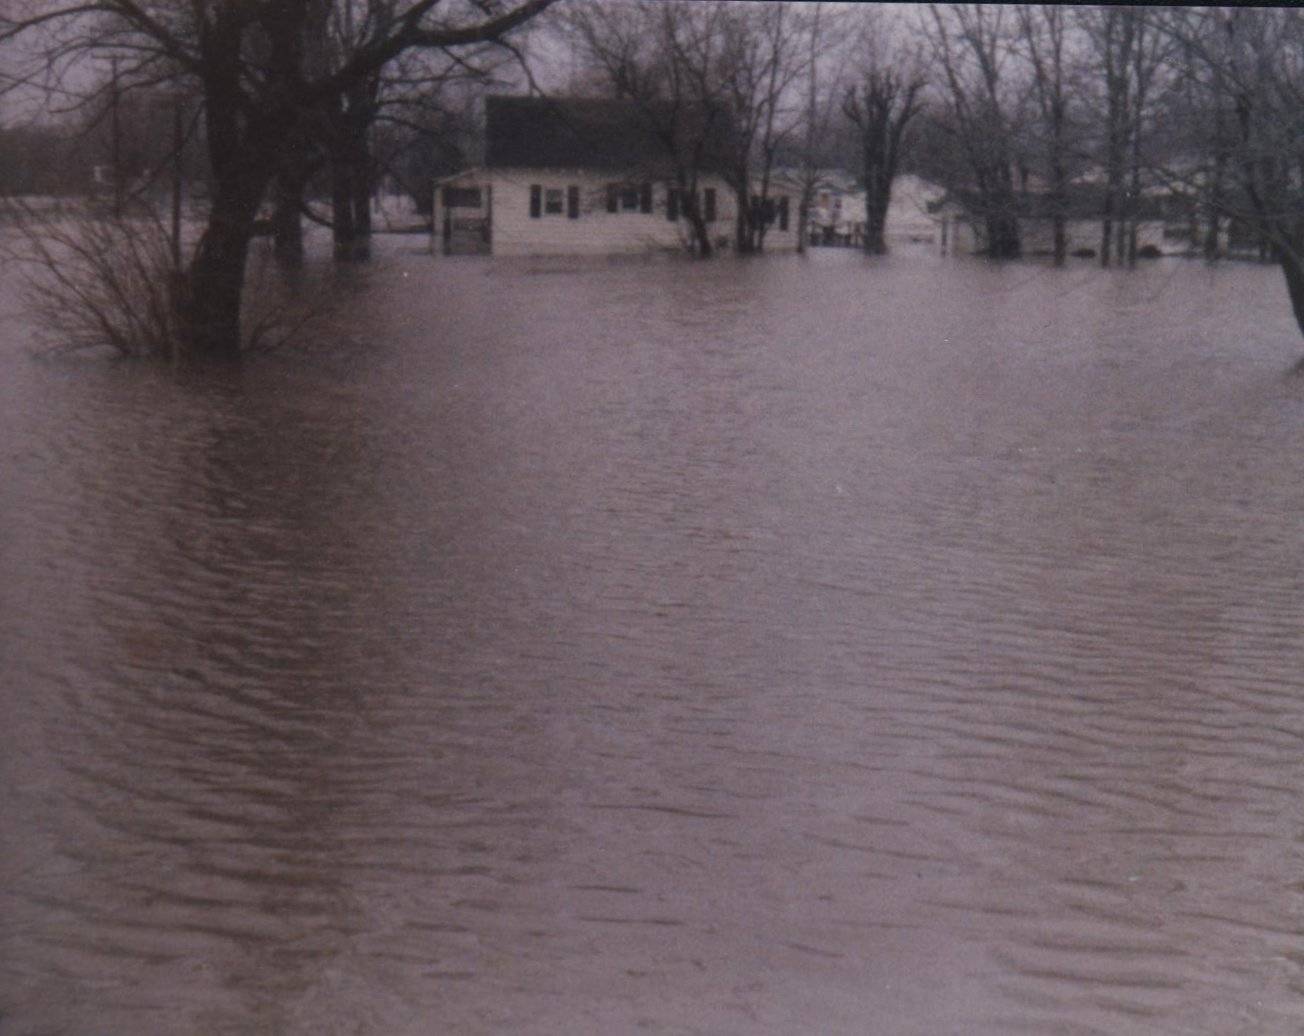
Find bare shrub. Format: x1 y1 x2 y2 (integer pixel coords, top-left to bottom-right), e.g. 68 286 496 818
3 199 336 361
6 201 185 359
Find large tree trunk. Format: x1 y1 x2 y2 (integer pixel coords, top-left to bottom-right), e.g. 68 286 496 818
676 172 713 258
1126 170 1141 267
331 141 364 261
1100 170 1122 267
984 175 1021 258
329 92 372 262
734 183 754 254
687 212 713 258
1050 162 1067 266
182 175 266 360
862 161 889 255
174 3 307 360
272 165 306 266
986 212 1021 258
1203 163 1223 260
348 125 373 260
977 158 1021 259
351 160 372 257
864 198 889 255
178 38 279 362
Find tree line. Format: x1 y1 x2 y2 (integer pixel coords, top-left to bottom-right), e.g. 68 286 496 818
560 2 1304 341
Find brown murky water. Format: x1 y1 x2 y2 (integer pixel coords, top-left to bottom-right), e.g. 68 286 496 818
4 241 1304 1034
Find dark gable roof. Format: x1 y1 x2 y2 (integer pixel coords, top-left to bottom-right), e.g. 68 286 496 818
485 96 672 172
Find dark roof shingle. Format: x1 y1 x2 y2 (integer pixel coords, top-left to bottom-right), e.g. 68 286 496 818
485 96 672 172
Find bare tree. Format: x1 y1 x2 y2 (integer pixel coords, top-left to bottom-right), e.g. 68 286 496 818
922 3 1022 258
1013 4 1074 265
1156 8 1304 355
842 17 925 256
561 0 732 257
1076 7 1171 267
713 2 805 254
1154 8 1233 260
790 3 853 255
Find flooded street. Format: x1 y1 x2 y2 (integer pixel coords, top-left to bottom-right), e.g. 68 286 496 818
5 243 1304 1034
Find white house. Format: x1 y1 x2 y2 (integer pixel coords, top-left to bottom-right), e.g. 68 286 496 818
888 175 947 244
435 97 799 258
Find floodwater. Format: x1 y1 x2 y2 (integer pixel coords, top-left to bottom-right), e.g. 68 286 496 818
3 240 1304 1035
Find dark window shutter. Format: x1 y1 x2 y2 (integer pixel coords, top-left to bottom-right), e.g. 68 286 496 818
778 195 789 231
639 182 652 213
667 187 679 222
607 184 618 213
568 185 580 219
704 188 716 223
529 184 541 218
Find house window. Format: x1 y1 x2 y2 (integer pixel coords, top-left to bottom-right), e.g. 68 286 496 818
531 184 578 218
606 183 652 214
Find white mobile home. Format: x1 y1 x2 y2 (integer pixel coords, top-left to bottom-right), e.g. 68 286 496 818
436 97 798 258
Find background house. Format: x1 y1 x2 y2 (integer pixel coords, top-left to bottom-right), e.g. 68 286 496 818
435 97 798 258
805 173 945 249
937 184 1171 258
805 171 859 245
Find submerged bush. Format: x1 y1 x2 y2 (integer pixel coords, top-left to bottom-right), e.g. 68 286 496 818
5 200 332 361
8 202 185 359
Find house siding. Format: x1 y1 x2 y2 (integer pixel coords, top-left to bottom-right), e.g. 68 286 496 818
438 168 798 257
936 212 1167 257
1019 218 1165 257
498 169 691 256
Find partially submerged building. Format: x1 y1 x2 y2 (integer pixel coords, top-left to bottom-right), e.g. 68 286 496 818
804 173 945 249
936 184 1172 258
435 97 798 258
